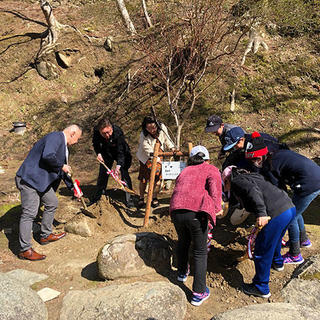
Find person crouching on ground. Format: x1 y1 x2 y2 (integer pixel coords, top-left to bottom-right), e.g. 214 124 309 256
170 145 222 306
222 165 296 298
15 125 82 261
204 114 241 159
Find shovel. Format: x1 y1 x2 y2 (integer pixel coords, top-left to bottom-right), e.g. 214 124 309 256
68 173 96 219
97 160 138 195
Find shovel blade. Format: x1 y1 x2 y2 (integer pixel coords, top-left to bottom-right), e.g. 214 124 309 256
80 208 97 219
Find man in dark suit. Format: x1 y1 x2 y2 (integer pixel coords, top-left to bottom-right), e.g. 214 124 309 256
15 124 82 261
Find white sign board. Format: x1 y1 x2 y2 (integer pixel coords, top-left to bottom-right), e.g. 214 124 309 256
162 161 187 180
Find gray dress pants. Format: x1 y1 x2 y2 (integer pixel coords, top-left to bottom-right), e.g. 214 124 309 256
15 176 58 251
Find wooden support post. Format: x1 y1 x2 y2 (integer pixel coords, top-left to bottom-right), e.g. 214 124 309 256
188 142 193 154
144 141 160 227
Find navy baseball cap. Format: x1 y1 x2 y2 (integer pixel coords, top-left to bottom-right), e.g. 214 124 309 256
205 115 223 133
223 127 245 151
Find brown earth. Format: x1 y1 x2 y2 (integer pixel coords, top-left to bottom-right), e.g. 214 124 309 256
1 1 320 319
1 156 320 320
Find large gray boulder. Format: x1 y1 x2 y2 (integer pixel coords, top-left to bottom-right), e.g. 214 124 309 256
282 278 320 311
211 302 320 320
97 232 172 280
0 273 48 320
60 281 186 320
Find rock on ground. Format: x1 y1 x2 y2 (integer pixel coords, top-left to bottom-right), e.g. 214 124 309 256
293 254 320 280
0 273 48 320
5 269 48 286
64 214 96 237
211 302 320 320
282 278 320 311
59 281 187 320
97 232 172 280
281 254 320 311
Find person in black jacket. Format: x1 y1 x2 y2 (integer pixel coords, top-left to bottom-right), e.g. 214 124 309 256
204 115 241 159
92 118 133 207
222 166 296 299
221 126 288 171
244 133 320 264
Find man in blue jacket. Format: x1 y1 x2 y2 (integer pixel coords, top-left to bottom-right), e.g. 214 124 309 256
15 124 82 261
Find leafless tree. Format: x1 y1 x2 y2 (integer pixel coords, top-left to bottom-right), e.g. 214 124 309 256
133 0 251 148
241 25 268 66
37 0 64 60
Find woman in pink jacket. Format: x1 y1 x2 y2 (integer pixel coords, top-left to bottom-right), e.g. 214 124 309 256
170 145 222 306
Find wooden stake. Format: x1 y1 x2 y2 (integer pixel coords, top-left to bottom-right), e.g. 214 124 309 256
144 141 160 226
188 142 193 154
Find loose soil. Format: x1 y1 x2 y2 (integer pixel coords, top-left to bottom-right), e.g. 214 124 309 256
1 1 320 319
1 156 320 320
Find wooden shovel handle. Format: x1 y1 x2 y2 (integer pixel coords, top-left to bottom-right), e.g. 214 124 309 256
97 159 138 195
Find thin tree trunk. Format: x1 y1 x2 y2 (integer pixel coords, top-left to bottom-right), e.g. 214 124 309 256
115 0 137 35
141 0 153 28
230 88 236 112
176 124 183 150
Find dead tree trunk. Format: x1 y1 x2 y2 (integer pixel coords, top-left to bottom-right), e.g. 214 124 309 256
230 87 236 112
37 0 63 59
115 0 137 35
241 26 268 66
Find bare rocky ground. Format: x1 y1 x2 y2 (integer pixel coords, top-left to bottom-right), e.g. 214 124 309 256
1 1 320 319
0 156 320 320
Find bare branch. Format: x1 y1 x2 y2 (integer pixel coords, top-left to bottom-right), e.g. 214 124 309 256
141 0 153 28
115 0 137 35
131 0 250 146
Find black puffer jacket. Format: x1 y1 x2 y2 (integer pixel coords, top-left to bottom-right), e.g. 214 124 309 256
230 170 294 219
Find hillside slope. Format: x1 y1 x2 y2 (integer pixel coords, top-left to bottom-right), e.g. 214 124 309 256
0 2 320 319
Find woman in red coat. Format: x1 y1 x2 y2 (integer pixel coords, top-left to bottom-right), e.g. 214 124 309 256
170 145 222 306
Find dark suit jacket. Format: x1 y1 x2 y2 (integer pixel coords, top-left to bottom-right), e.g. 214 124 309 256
16 131 72 192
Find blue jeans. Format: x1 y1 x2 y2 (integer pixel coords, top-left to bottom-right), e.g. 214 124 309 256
288 189 320 255
253 207 296 295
